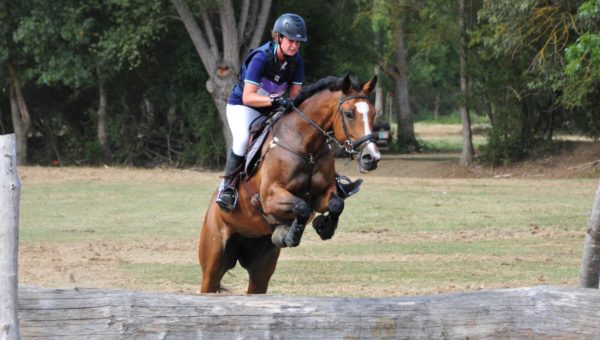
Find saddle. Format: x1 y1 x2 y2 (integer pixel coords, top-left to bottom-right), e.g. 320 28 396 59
237 109 286 185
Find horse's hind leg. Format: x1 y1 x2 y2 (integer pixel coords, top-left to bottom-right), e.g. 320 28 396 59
198 216 238 293
238 236 281 294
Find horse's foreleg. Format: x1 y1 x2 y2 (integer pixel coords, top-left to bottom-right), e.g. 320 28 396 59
313 195 344 240
270 199 310 247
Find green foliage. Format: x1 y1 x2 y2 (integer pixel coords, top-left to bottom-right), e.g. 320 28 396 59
563 1 600 109
179 91 225 167
4 0 600 166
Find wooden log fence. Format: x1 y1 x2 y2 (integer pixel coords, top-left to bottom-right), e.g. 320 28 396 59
4 131 600 338
17 285 600 339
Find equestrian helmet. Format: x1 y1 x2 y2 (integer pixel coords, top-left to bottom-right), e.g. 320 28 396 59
273 13 307 42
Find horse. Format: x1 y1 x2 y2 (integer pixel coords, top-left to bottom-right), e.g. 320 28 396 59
199 74 381 294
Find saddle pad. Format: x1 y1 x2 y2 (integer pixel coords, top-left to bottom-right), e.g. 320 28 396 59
244 123 270 176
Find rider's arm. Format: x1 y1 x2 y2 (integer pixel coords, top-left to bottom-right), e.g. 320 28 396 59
289 55 304 99
242 83 273 107
242 52 273 107
289 84 302 99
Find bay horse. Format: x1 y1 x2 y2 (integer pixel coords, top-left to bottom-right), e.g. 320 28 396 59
199 74 381 294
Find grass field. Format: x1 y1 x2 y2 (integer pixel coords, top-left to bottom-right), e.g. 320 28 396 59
18 162 597 297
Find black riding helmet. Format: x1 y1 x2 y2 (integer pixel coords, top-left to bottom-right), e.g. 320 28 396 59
273 13 307 42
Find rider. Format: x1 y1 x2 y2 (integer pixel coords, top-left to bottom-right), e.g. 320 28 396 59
216 13 363 212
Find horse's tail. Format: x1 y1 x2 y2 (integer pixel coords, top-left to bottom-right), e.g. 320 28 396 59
217 284 231 294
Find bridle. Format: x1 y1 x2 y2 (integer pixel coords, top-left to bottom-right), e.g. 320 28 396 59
291 94 375 157
336 95 375 154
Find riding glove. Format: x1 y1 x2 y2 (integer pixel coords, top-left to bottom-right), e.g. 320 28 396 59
274 96 294 110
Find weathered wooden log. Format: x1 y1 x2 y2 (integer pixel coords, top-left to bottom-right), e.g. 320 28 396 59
18 285 600 339
0 134 21 340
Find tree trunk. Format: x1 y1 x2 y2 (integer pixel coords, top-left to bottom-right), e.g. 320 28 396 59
0 134 20 340
374 30 384 118
6 62 31 165
459 0 474 166
393 16 417 151
97 67 111 161
9 86 28 166
579 180 600 288
171 0 272 152
0 105 5 134
433 93 440 121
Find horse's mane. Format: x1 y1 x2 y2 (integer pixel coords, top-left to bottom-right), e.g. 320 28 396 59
293 75 361 106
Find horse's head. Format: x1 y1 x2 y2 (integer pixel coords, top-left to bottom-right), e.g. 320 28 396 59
334 74 381 173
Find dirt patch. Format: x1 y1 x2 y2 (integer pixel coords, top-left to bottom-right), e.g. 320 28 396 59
20 239 200 294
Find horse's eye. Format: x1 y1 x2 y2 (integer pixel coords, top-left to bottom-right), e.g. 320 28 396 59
344 110 354 120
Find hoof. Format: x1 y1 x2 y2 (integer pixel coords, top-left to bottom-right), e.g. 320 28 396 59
312 215 336 240
271 225 289 248
283 223 305 247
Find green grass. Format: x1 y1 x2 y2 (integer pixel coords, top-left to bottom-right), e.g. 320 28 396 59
20 182 211 241
417 136 488 153
18 168 596 297
413 111 490 125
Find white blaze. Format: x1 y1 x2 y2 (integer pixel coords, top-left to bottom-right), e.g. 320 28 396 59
355 101 371 134
355 101 381 161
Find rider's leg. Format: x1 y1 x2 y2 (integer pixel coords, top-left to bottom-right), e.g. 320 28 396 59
216 150 245 212
216 104 263 212
335 173 363 199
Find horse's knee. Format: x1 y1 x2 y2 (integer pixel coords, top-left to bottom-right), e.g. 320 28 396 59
328 196 344 215
293 200 310 221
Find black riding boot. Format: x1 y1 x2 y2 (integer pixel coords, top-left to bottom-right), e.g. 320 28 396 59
336 173 363 199
216 151 245 212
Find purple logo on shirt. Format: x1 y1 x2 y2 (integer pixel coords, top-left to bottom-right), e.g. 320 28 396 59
257 77 289 97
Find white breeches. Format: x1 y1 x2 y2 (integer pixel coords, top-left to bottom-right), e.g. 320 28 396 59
226 104 265 156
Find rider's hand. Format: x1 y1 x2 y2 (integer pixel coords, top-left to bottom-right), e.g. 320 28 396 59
273 96 294 110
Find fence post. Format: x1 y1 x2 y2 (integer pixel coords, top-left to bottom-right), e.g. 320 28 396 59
579 180 600 288
0 134 20 340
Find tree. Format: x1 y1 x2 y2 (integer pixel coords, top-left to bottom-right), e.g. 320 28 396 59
565 1 600 100
371 0 418 151
171 0 272 150
459 0 474 165
475 0 582 163
1 0 33 165
12 1 169 162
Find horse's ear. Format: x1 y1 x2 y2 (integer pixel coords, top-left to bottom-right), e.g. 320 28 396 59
361 75 378 95
342 74 353 94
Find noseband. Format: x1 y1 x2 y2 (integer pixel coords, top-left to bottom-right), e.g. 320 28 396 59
291 94 375 156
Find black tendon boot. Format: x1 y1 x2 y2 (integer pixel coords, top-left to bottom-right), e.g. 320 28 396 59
216 151 245 212
335 173 363 199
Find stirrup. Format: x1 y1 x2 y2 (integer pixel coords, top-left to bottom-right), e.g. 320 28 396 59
216 186 238 212
336 175 363 199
